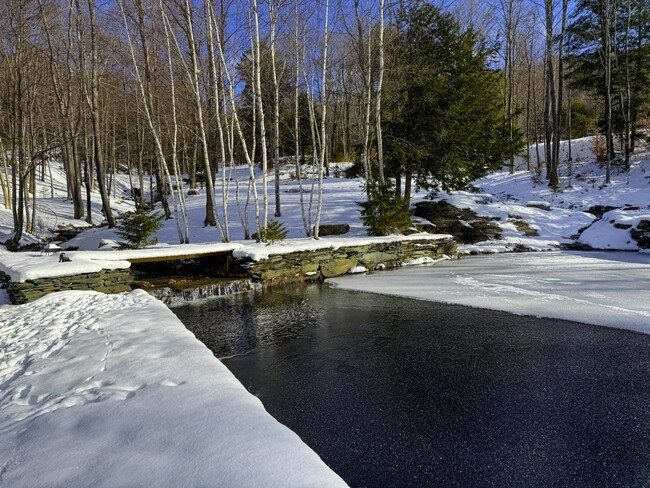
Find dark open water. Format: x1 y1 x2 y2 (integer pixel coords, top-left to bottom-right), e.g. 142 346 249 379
172 284 650 488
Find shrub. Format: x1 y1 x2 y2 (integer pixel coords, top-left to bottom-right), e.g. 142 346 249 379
359 185 412 236
259 219 288 245
116 209 164 249
594 135 607 163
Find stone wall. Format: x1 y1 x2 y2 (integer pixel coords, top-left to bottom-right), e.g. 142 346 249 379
1 237 456 303
4 269 132 304
238 237 456 287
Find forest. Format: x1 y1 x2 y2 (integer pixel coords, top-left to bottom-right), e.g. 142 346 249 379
1 0 649 246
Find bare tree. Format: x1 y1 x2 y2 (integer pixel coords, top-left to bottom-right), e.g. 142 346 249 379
375 0 385 184
313 0 330 240
83 0 115 227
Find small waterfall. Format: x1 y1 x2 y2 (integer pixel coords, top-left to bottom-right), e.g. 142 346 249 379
147 279 257 306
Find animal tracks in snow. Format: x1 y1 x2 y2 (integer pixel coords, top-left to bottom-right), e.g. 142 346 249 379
0 292 150 432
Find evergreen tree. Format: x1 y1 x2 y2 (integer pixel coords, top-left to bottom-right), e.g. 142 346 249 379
383 2 521 193
116 210 164 249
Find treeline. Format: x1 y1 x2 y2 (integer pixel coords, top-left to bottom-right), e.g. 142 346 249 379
1 0 649 244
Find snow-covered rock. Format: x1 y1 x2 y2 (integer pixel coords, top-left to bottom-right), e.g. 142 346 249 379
348 266 368 274
526 200 552 211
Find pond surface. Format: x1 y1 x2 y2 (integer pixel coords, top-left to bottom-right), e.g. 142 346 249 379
172 284 650 488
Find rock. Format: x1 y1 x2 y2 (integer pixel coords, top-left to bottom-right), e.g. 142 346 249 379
316 224 350 236
187 188 200 196
358 252 399 267
301 262 320 274
613 223 632 230
414 201 501 244
637 220 650 231
348 266 368 274
509 217 539 236
586 205 618 219
631 220 650 248
56 225 87 241
98 239 120 249
526 201 551 211
319 258 358 278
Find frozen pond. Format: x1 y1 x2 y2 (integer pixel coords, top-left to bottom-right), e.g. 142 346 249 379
173 276 650 487
331 251 650 334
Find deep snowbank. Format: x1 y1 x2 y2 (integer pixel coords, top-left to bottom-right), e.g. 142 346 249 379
0 290 348 488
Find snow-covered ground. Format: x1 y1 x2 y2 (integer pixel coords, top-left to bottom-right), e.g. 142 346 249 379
1 137 650 486
0 290 348 487
435 137 650 253
3 137 648 255
330 251 650 334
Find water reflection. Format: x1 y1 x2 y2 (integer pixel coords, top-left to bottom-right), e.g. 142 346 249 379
172 285 323 357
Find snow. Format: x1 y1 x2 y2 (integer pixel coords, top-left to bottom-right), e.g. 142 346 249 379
330 251 650 334
232 233 453 261
0 249 131 282
579 208 650 250
78 241 245 261
1 136 650 486
0 290 348 487
348 266 368 274
2 136 649 256
403 256 446 266
438 137 650 252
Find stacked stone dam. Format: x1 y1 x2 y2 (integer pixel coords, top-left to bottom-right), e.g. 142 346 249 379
239 237 456 287
1 236 456 303
3 269 132 304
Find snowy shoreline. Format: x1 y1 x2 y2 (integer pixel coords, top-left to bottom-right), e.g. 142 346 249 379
0 290 348 487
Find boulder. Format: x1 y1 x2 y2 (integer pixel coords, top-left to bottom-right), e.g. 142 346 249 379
509 216 539 236
358 251 399 267
585 205 618 219
631 220 650 248
319 258 358 278
526 200 551 211
316 224 350 236
414 201 501 244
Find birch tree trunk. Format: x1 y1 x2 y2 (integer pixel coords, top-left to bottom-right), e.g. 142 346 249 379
543 0 556 183
182 0 224 235
294 0 310 236
205 1 231 241
313 0 330 239
270 0 282 217
375 0 385 185
252 0 269 229
214 14 261 239
85 0 115 227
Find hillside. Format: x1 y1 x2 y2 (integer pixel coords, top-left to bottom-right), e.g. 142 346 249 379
1 137 649 254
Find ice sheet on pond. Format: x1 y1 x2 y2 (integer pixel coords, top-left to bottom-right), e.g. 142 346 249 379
329 251 650 334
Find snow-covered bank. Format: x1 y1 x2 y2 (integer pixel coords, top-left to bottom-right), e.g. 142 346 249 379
329 252 650 334
0 290 348 488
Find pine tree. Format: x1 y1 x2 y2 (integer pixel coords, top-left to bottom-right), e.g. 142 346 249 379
116 210 164 249
383 2 522 193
